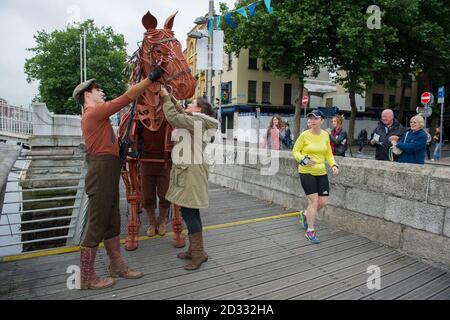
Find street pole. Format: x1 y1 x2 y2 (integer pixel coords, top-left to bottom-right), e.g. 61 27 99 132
439 101 444 159
218 71 222 125
80 34 83 83
83 30 87 82
207 0 214 104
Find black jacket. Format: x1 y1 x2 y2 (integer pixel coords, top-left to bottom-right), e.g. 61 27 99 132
370 120 406 161
329 128 348 156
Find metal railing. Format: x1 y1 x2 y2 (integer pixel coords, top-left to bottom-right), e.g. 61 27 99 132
0 151 88 257
0 105 33 137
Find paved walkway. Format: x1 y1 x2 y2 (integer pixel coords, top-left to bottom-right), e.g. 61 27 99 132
0 184 449 300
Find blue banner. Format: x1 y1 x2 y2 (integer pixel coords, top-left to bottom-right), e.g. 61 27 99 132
224 13 238 29
236 7 248 19
248 2 257 17
263 0 273 14
215 16 221 30
208 18 213 32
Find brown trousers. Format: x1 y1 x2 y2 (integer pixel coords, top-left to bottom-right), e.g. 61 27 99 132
81 154 121 248
140 162 171 210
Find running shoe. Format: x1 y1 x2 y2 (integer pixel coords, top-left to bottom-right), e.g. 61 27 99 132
299 210 308 230
305 230 320 244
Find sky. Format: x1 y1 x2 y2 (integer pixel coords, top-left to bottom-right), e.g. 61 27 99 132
0 0 237 107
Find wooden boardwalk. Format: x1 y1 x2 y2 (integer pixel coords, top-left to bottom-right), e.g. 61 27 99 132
0 184 449 300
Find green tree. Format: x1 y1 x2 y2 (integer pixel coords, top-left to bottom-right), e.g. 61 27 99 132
25 20 128 115
327 1 396 143
220 0 332 139
382 0 450 124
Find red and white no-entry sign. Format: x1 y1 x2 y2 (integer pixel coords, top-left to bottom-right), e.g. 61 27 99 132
421 92 431 106
302 96 309 106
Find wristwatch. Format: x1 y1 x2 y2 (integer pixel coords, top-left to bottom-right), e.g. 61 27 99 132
299 156 311 166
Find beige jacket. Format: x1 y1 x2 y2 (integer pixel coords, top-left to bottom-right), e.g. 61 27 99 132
162 96 219 209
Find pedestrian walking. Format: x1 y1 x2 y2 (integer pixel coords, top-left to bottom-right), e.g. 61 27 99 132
358 128 368 153
432 128 443 161
160 87 219 270
328 114 348 157
389 115 427 165
370 109 405 161
292 109 340 245
73 68 163 289
282 120 293 149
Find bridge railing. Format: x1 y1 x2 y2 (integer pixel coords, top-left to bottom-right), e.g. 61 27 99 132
0 105 33 137
0 150 88 258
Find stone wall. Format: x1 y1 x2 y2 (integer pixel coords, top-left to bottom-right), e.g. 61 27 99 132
208 146 450 270
31 103 82 147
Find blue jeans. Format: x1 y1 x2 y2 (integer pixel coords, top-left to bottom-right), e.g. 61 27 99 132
181 207 203 234
433 143 442 160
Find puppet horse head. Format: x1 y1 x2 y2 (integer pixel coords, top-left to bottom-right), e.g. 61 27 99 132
133 11 196 132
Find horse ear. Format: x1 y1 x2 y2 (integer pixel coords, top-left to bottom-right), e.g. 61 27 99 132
142 11 158 30
164 11 178 30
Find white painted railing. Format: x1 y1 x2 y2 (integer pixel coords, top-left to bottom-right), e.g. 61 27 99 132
0 103 33 137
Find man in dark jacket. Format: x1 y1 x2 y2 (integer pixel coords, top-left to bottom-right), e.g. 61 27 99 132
370 109 405 161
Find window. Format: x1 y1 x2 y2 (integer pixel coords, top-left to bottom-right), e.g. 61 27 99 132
263 61 271 71
248 81 257 103
404 96 411 110
326 98 333 107
403 75 413 88
249 49 258 70
262 82 271 104
211 86 215 105
389 95 396 108
283 84 292 105
374 72 385 85
227 52 233 71
372 94 384 108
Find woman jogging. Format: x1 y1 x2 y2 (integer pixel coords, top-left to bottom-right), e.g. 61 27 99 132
292 109 340 244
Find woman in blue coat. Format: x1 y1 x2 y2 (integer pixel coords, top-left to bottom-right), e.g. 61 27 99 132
389 115 427 165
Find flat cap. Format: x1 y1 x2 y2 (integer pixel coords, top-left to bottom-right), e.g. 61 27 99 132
72 79 97 100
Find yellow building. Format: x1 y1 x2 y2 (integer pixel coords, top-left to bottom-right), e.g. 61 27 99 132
186 24 208 100
186 23 424 139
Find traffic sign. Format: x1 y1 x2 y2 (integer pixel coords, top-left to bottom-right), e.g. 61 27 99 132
416 106 432 118
302 96 309 106
438 86 445 104
421 92 432 106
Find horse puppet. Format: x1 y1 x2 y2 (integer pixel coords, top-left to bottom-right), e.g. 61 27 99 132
118 11 196 251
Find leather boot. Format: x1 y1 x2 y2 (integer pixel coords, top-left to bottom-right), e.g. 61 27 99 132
184 232 208 270
80 246 115 290
146 207 157 237
177 234 192 259
157 207 169 236
104 236 144 279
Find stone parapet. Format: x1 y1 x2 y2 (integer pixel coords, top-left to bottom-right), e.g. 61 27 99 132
31 103 82 147
208 145 450 270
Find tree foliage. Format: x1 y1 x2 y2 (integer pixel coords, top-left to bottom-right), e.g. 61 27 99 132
382 0 450 123
221 0 450 141
220 0 332 139
327 0 397 142
24 20 128 115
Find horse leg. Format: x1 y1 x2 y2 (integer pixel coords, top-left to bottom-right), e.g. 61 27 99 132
172 205 186 248
125 159 140 251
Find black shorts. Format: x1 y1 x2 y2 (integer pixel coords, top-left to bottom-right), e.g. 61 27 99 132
299 174 330 197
